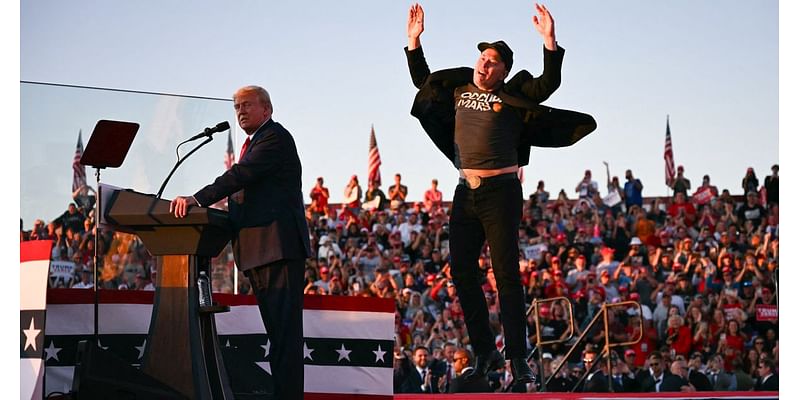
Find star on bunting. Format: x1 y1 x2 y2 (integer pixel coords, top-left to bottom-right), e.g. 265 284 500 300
373 344 387 363
44 341 62 361
336 343 352 362
135 339 147 359
23 318 41 351
303 342 315 360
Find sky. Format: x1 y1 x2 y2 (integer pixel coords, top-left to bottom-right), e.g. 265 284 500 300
19 0 780 226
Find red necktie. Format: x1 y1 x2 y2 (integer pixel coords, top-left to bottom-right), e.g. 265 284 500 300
239 136 251 162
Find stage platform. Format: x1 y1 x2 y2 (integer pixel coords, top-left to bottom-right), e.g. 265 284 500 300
395 392 778 400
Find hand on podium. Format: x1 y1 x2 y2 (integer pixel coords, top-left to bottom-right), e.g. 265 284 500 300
170 196 199 218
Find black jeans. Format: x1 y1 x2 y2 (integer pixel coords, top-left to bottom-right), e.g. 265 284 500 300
449 178 526 358
245 259 305 400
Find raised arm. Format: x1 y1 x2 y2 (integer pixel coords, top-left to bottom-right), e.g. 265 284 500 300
407 3 424 51
507 3 564 102
405 3 431 88
532 3 557 51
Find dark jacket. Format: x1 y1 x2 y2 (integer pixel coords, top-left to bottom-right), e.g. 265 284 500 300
754 374 778 391
637 370 686 392
193 119 311 270
610 373 640 392
394 357 441 393
688 369 712 391
405 45 596 169
707 369 737 391
449 367 492 393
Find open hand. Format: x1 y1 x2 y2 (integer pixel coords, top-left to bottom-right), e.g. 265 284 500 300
407 3 425 40
532 3 556 49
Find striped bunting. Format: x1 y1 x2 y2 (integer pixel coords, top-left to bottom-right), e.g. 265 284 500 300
43 289 394 399
21 241 53 400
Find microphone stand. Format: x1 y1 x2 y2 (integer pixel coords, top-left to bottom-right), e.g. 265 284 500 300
156 136 214 199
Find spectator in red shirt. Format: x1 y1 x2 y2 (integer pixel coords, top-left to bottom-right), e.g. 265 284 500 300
667 192 697 227
718 319 746 355
423 179 443 213
665 315 692 358
309 176 330 217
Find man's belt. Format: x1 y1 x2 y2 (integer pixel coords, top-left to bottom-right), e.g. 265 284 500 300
458 172 518 189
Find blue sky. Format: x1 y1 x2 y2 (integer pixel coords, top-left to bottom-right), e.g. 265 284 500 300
19 1 780 226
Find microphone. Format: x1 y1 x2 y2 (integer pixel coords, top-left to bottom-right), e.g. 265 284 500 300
186 121 230 142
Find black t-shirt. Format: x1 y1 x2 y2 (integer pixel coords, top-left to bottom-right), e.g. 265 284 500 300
736 203 766 227
453 84 523 169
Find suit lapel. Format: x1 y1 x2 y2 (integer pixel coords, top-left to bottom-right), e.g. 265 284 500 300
244 119 276 157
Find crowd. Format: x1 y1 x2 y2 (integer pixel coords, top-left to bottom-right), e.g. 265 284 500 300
21 164 779 393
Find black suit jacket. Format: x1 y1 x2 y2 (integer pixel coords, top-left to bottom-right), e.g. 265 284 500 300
394 358 440 393
449 368 491 393
583 371 609 392
755 374 778 391
689 369 712 391
610 373 640 392
637 370 685 392
194 119 311 270
405 45 596 169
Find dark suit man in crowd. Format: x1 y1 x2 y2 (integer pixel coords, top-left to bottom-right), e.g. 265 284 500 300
404 2 593 385
449 348 491 393
395 346 442 393
669 359 696 392
687 352 712 391
706 354 737 391
754 358 778 391
636 352 684 392
171 85 311 400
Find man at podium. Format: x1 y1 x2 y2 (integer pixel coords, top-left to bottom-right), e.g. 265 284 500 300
171 85 311 400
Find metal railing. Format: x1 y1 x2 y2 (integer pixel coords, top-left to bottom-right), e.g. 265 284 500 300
541 300 643 392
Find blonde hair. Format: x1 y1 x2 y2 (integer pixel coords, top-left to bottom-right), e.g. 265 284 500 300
234 85 272 109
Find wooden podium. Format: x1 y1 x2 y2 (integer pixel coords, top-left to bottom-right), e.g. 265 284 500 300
103 188 234 399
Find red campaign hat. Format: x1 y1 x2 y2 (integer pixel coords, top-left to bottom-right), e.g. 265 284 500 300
393 256 401 262
625 349 636 357
672 263 683 271
551 256 560 263
722 266 732 274
629 292 640 301
553 268 562 275
601 247 615 255
619 284 629 292
577 255 586 260
556 233 567 242
539 305 551 315
594 287 606 299
320 266 329 274
426 274 436 283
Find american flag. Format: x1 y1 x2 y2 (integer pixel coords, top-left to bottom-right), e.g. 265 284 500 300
72 130 86 193
367 125 382 186
224 131 235 170
664 116 676 187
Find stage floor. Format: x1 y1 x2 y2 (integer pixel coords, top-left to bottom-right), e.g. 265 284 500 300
394 391 778 400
